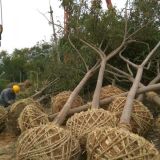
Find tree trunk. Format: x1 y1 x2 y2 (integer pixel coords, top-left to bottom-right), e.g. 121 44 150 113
120 67 143 124
105 0 112 9
92 59 107 108
120 41 160 125
49 83 160 120
53 64 99 125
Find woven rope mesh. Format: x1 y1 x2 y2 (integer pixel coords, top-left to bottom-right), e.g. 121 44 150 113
18 104 49 132
100 85 124 100
99 85 124 110
87 127 159 160
51 91 84 114
10 98 42 113
6 98 43 135
16 123 81 160
66 108 118 146
108 97 153 135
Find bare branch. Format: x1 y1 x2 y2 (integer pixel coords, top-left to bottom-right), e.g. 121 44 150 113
142 41 160 66
120 41 160 125
103 43 109 53
107 64 130 77
80 39 104 59
114 75 130 83
144 61 151 70
157 61 160 74
105 70 128 79
123 0 129 40
127 63 134 77
126 21 152 40
149 73 160 85
68 34 88 71
99 38 105 49
37 9 51 23
119 52 138 68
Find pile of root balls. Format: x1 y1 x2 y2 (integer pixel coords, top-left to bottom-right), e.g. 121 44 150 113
0 85 159 160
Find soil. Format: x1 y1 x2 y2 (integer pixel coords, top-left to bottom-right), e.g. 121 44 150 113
0 131 17 160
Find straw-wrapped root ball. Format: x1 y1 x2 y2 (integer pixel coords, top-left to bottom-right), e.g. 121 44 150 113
99 85 124 110
100 85 124 100
16 124 81 160
0 107 8 132
6 98 43 135
51 91 84 114
108 97 153 135
87 127 159 160
18 104 49 132
155 116 160 127
66 108 118 146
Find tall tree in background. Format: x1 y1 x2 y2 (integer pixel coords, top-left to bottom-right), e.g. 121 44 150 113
60 0 74 36
105 0 112 9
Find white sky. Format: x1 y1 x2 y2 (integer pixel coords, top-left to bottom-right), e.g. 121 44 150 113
0 0 126 54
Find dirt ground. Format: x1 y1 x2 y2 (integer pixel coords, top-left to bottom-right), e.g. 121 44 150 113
0 131 17 160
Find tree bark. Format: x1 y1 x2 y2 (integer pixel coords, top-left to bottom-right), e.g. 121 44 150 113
53 63 99 125
120 41 160 125
49 83 160 120
92 59 107 108
120 67 143 124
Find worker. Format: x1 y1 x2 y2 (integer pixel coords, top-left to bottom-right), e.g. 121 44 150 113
0 85 20 107
7 79 32 91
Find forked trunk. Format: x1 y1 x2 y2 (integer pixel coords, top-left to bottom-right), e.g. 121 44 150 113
120 41 160 125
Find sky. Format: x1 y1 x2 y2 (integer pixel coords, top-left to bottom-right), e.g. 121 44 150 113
0 0 126 54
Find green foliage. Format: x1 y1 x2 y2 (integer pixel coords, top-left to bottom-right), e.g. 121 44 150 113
0 0 159 95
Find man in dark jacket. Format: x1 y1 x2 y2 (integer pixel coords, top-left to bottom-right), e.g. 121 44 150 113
0 85 20 107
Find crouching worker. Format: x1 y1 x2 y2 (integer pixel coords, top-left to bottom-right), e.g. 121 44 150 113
0 85 20 108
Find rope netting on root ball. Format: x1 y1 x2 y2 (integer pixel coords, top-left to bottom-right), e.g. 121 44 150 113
66 108 118 146
155 116 160 130
51 91 84 114
87 127 159 160
6 98 43 135
16 124 81 160
99 85 125 110
0 107 8 132
18 104 49 132
100 85 125 100
108 97 153 135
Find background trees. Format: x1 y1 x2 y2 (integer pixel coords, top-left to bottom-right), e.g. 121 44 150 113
0 0 159 97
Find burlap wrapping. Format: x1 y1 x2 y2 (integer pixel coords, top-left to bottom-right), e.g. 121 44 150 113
66 108 118 146
108 97 153 135
87 127 159 160
18 104 49 132
6 98 43 135
16 124 81 160
51 91 84 114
